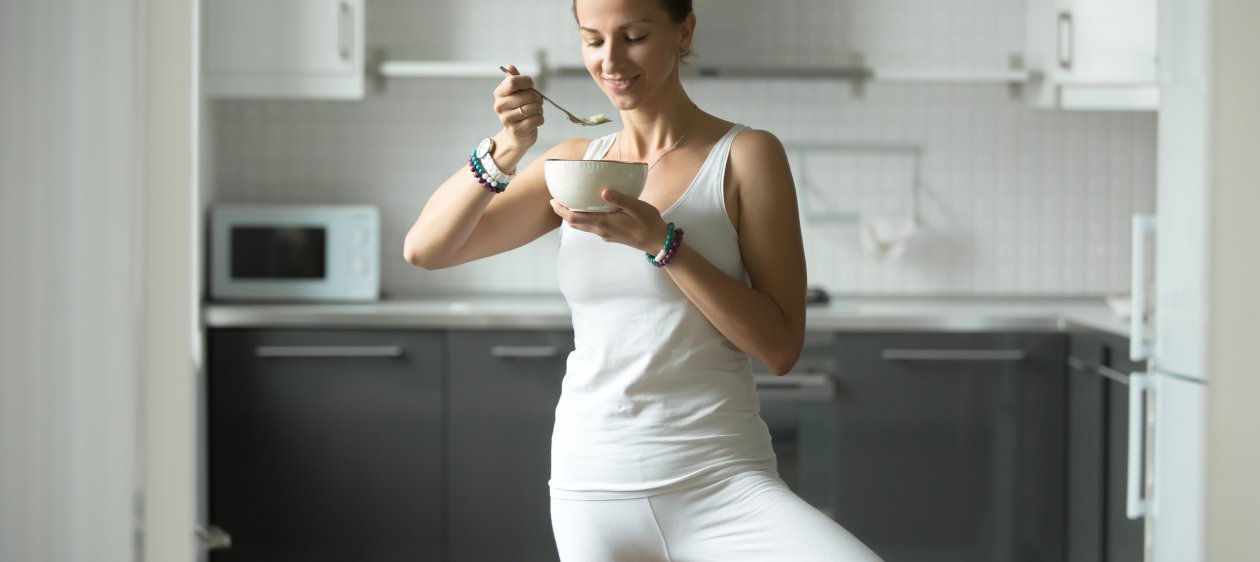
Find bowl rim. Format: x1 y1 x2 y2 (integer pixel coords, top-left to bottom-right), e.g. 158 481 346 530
544 158 647 167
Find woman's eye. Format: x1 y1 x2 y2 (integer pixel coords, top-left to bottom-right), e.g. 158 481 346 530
583 36 646 47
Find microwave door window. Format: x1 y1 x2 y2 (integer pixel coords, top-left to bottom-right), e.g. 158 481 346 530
231 226 327 279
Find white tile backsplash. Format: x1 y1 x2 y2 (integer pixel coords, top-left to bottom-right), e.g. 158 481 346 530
211 0 1156 297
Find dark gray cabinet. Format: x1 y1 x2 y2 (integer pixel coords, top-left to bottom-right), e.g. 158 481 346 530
208 329 444 562
1066 329 1144 562
828 332 1067 562
1067 332 1107 562
205 323 1129 562
445 330 574 562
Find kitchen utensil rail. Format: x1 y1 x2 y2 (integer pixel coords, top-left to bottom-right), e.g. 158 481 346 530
377 58 1028 86
785 142 924 225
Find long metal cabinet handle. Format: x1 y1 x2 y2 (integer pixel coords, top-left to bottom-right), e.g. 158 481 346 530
1057 12 1074 70
1126 372 1151 519
1130 215 1157 361
880 349 1027 362
338 1 352 61
255 345 404 358
753 374 834 402
490 345 560 358
1066 356 1130 385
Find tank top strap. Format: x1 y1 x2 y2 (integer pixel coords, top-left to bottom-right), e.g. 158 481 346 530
688 123 748 209
710 124 748 165
583 133 618 160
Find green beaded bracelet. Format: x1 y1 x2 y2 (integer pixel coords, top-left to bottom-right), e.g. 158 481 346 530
470 148 506 191
645 222 676 262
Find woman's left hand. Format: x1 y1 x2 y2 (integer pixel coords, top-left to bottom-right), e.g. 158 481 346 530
550 189 669 254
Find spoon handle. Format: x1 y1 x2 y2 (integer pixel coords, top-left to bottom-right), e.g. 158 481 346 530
498 65 610 126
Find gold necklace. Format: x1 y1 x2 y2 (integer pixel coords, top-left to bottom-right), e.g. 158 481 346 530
618 105 699 172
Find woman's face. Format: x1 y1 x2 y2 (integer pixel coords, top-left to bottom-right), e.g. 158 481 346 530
574 0 692 110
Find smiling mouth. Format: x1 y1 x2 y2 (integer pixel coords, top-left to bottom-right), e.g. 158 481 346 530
603 75 638 88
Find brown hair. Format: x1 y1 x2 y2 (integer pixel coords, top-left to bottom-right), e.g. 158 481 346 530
571 0 695 57
572 0 693 23
655 0 693 24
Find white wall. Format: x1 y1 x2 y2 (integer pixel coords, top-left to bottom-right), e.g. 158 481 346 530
0 0 198 561
1207 0 1260 558
209 0 1156 298
0 1 143 560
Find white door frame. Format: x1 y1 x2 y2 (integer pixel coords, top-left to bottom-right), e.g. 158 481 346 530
138 0 199 560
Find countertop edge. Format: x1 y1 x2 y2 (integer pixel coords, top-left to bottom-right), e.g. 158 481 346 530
203 298 1131 338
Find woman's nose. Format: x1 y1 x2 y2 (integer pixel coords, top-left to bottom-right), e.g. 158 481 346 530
601 42 627 73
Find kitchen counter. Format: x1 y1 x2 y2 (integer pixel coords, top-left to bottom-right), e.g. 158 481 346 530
204 295 1131 337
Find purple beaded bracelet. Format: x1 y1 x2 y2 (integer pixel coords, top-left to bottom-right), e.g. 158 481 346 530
468 153 507 193
647 227 684 267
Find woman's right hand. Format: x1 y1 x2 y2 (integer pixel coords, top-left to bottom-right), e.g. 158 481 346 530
494 64 545 152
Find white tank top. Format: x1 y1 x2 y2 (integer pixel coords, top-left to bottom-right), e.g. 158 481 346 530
550 124 777 499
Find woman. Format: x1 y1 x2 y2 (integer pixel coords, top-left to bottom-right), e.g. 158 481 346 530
404 0 881 559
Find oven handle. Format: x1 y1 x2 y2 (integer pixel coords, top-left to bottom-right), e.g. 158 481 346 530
490 345 560 359
880 349 1027 362
753 373 834 402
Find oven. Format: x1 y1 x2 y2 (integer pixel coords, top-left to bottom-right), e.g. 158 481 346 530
754 355 839 518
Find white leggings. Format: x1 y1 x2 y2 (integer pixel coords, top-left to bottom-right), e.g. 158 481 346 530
550 470 884 562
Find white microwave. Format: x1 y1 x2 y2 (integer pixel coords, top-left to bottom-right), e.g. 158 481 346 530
209 205 380 302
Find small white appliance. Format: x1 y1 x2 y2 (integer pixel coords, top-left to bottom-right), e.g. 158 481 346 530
209 205 380 302
1125 1 1210 559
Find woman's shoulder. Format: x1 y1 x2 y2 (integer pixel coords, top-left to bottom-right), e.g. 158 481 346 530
538 137 602 161
694 117 778 154
729 126 785 156
728 127 787 179
725 126 792 210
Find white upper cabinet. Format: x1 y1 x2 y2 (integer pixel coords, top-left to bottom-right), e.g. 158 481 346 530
204 0 365 99
1025 0 1158 110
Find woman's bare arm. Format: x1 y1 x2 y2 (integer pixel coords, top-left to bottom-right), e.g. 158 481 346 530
657 130 806 374
552 129 806 374
403 65 588 269
403 137 586 269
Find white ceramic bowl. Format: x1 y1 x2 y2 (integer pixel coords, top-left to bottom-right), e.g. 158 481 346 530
543 159 648 212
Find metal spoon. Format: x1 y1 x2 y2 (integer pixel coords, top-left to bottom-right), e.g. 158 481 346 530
499 66 612 127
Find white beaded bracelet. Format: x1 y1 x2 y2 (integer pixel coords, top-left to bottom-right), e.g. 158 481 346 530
478 152 515 185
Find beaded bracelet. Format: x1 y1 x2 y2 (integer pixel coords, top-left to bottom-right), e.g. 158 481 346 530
470 150 507 192
477 148 514 184
653 222 677 263
646 225 684 268
646 222 675 263
468 151 507 193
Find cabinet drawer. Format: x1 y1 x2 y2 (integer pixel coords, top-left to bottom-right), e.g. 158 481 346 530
208 328 443 562
446 330 574 562
829 332 1066 562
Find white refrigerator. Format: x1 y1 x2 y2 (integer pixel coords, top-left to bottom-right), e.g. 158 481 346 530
1127 0 1210 560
